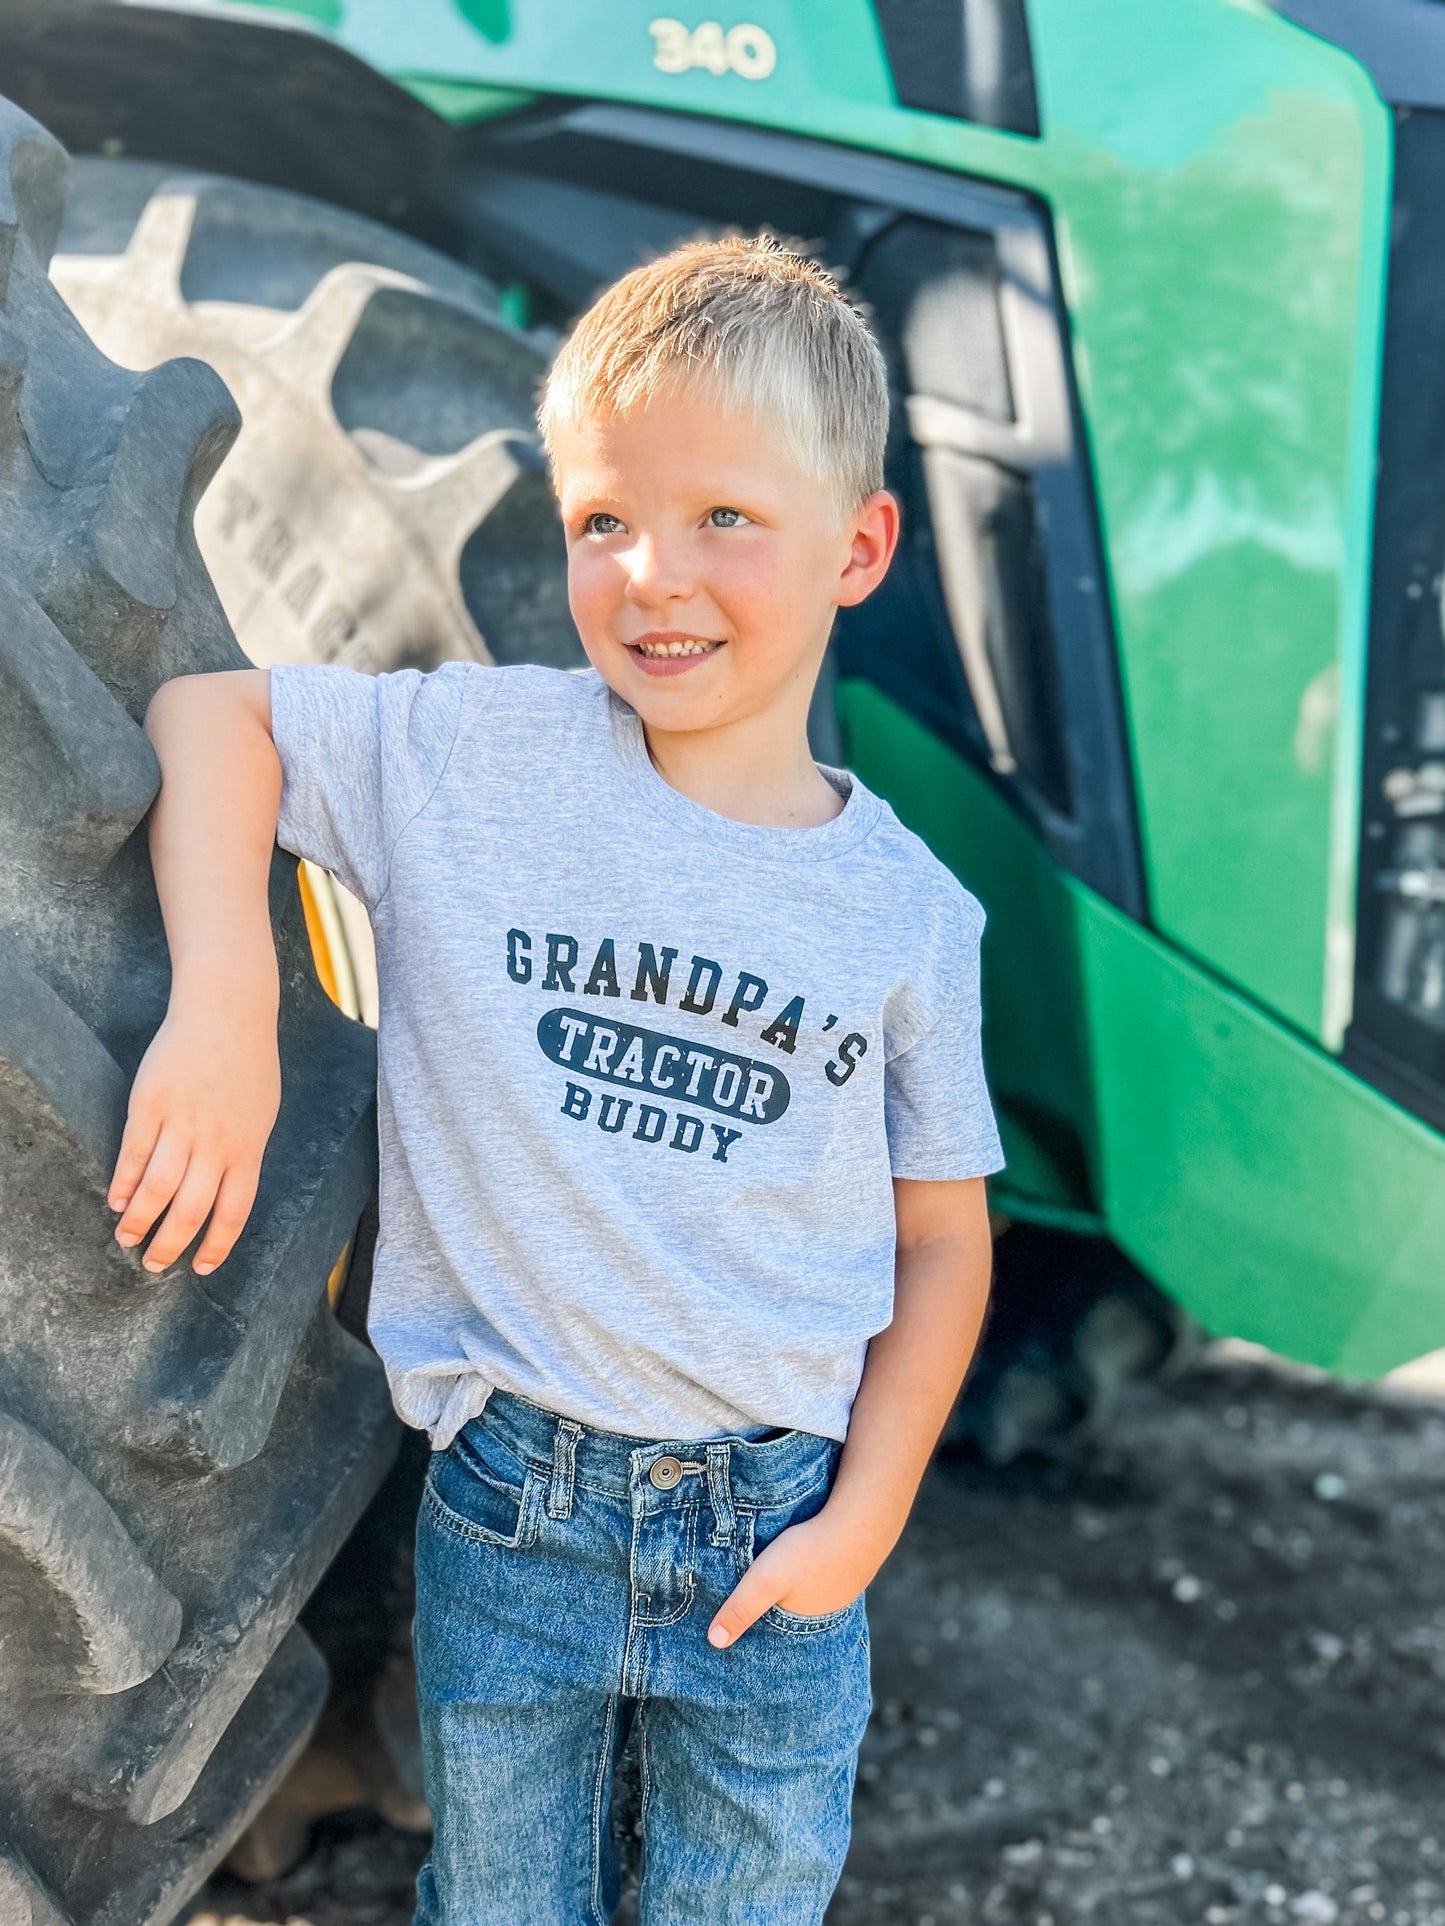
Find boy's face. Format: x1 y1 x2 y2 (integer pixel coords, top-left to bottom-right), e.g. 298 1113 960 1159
551 387 897 740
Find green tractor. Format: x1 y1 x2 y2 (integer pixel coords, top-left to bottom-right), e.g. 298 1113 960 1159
0 0 1438 1916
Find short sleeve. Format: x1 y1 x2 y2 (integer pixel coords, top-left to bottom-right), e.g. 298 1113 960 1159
885 917 1005 1181
269 663 469 909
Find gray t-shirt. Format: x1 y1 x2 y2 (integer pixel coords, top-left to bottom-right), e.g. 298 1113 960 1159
270 662 1004 1447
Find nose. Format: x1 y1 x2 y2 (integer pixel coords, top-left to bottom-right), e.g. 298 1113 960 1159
623 529 692 608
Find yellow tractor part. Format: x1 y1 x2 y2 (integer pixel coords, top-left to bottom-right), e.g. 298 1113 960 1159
298 860 366 1308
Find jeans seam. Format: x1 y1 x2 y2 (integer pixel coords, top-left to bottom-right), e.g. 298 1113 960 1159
421 1474 532 1550
570 1474 647 1498
733 1469 834 1520
636 1576 696 1629
762 1596 859 1634
589 1692 617 1926
445 1452 525 1503
705 1441 735 1546
565 1472 835 1504
630 1504 699 1628
635 1702 654 1923
453 1426 537 1486
548 1418 583 1519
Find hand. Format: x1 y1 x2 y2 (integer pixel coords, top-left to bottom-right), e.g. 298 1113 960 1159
706 1506 884 1648
108 995 280 1277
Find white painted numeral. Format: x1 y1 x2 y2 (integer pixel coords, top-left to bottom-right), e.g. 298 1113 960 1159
725 24 777 78
690 20 730 74
649 18 693 72
649 18 778 81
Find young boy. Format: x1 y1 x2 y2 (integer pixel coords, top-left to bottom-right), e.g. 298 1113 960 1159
111 237 1004 1923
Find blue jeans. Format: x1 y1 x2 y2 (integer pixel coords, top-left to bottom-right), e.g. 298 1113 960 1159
411 1390 872 1925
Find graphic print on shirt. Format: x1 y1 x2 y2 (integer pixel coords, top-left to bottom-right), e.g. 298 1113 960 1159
506 927 870 1165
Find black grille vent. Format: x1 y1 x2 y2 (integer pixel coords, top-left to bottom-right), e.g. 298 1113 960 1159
873 0 1040 136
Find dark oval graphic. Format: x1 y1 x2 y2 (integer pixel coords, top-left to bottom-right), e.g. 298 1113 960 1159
537 1008 790 1125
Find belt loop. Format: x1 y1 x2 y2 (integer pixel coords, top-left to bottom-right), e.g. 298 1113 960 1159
548 1418 583 1520
706 1442 735 1547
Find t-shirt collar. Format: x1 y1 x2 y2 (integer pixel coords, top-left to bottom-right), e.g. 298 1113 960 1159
605 684 881 862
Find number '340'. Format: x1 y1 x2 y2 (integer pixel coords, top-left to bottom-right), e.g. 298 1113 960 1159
649 18 778 80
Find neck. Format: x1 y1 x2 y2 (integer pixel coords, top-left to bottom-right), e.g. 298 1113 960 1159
640 695 844 829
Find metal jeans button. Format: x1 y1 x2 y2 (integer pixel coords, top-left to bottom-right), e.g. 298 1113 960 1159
649 1455 683 1490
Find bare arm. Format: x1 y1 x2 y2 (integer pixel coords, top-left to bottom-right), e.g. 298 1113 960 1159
109 668 282 1276
708 1174 993 1645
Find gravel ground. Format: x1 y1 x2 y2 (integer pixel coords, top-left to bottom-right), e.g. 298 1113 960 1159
193 1345 1445 1926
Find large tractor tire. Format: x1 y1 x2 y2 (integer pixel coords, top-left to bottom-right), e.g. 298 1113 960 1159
50 156 581 1026
51 157 576 679
44 158 584 1880
0 96 399 1925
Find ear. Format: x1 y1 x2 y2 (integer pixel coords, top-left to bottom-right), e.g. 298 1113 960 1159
835 490 900 608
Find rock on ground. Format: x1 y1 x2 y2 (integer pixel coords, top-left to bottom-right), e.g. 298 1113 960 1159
191 1346 1445 1925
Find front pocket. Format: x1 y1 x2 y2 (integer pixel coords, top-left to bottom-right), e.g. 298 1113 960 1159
732 1471 836 1585
423 1443 538 1549
732 1464 855 1633
762 1596 862 1637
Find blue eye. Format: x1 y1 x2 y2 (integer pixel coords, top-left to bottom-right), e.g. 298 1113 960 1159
708 507 747 528
584 512 624 536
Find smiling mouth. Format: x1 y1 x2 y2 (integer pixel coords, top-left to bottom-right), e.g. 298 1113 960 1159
629 637 724 659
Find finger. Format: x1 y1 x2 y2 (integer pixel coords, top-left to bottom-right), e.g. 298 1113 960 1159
113 1130 191 1249
708 1565 783 1649
191 1164 261 1276
108 1105 162 1212
140 1157 224 1274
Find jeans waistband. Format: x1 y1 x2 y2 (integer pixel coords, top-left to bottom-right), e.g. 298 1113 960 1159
476 1389 841 1509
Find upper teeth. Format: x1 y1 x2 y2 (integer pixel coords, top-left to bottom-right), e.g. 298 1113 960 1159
637 639 718 657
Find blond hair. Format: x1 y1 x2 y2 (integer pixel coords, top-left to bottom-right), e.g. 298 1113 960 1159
538 235 889 519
